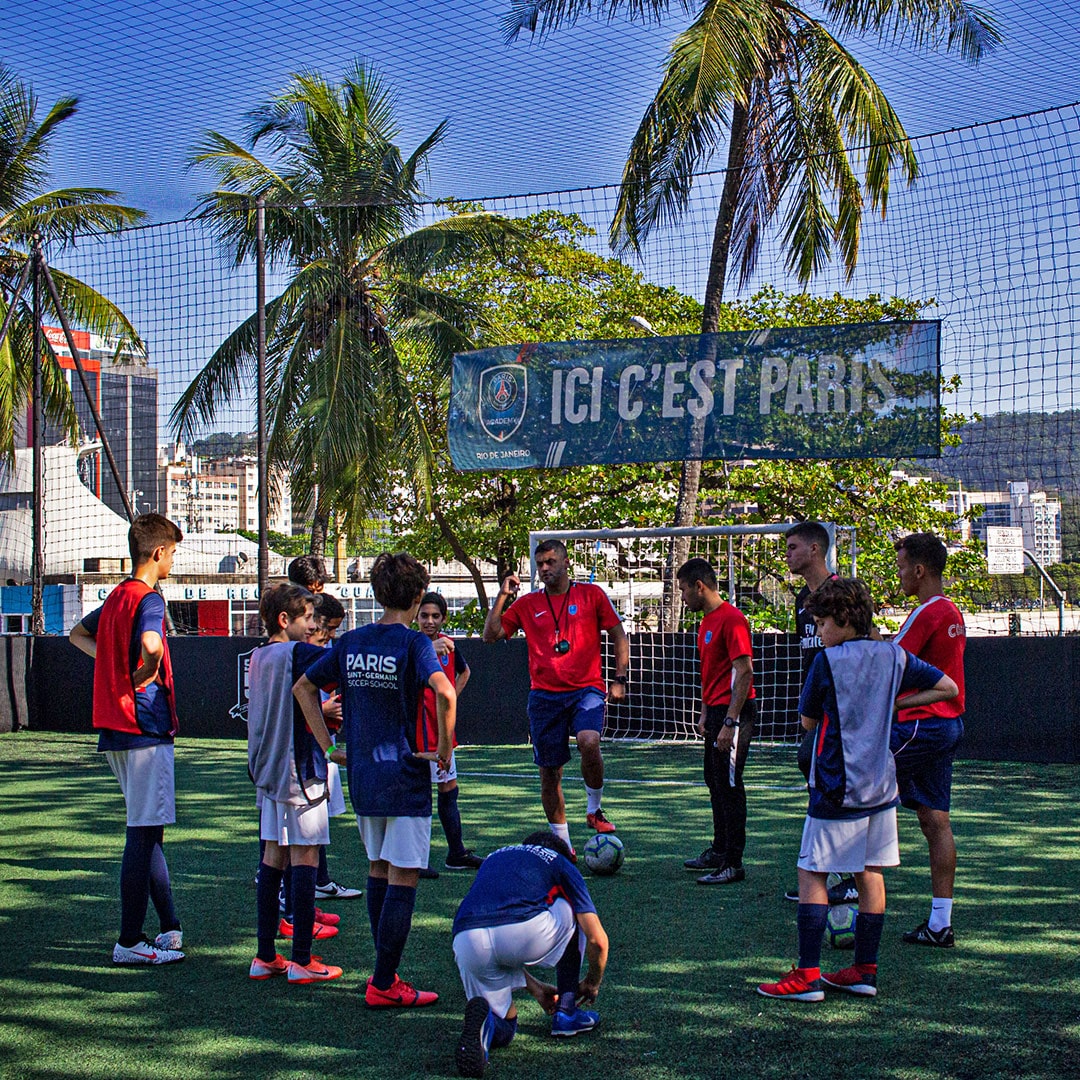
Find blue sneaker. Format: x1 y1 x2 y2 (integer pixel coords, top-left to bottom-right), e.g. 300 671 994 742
456 996 494 1077
551 1007 600 1037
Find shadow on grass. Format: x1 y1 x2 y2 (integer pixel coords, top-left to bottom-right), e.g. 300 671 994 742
0 737 1077 1079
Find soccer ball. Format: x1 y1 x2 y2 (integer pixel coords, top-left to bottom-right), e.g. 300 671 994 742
583 833 625 876
826 903 858 949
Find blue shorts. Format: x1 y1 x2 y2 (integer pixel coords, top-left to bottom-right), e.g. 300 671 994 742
891 716 964 812
527 688 606 769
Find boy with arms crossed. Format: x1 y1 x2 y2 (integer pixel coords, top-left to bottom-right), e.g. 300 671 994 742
892 533 966 947
248 584 344 984
452 832 609 1077
417 592 483 875
758 578 957 1001
676 558 757 884
69 514 186 965
295 552 455 1008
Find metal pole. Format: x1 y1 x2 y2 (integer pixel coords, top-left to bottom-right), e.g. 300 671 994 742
0 254 33 354
30 240 45 636
39 260 134 521
256 197 269 595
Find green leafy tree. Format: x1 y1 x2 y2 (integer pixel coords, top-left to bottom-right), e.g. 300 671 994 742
0 63 144 460
505 0 1002 622
394 209 691 607
396 210 982 616
173 62 523 553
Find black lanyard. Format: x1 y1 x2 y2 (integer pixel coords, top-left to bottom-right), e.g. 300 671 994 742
545 583 572 643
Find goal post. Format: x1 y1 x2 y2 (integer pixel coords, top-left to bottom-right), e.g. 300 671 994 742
527 524 856 744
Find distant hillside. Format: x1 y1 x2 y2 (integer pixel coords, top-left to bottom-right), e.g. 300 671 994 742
927 411 1080 494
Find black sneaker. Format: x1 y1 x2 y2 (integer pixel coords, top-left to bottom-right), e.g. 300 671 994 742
683 847 725 871
783 885 800 902
445 850 485 871
697 865 746 885
902 921 955 948
419 867 440 880
827 876 859 905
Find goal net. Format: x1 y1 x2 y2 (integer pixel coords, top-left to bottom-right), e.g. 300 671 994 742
529 525 855 744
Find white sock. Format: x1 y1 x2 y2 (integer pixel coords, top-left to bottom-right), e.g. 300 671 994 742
928 897 953 932
550 822 572 849
585 785 603 815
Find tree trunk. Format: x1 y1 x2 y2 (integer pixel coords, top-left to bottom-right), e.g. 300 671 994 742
433 505 489 612
664 99 750 630
309 501 330 556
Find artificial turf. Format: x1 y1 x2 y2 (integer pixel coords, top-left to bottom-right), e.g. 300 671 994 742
0 731 1077 1079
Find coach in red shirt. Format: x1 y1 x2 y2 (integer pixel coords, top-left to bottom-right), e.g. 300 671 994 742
676 557 757 885
483 539 629 855
892 532 966 950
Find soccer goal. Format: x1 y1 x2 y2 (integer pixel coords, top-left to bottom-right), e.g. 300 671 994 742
528 524 856 744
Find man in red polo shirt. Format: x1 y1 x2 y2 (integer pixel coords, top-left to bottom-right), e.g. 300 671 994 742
892 532 966 948
676 557 757 884
483 539 629 856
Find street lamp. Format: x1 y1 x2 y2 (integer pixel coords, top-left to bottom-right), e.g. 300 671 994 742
628 314 661 337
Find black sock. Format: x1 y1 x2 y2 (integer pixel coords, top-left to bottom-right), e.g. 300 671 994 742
854 911 885 966
118 825 158 946
366 876 388 950
256 863 284 962
438 787 466 858
490 1013 517 1047
372 884 416 990
316 845 330 888
289 864 318 967
797 903 828 971
147 832 180 933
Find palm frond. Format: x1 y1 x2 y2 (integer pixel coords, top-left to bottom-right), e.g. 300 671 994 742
501 1 686 44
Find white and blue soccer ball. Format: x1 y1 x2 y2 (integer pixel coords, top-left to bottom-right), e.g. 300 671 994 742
826 903 858 949
583 833 625 876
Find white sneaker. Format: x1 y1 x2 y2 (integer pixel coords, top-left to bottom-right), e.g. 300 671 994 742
154 930 183 950
314 880 362 899
113 939 185 965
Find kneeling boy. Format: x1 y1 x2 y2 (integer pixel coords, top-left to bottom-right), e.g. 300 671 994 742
452 832 609 1077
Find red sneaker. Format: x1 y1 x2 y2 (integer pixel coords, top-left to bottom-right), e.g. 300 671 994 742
315 908 340 927
821 963 877 997
249 953 289 980
278 918 338 940
364 975 439 1008
586 810 616 834
757 966 824 1001
288 957 343 984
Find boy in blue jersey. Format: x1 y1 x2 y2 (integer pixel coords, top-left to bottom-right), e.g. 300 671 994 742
452 832 610 1077
295 551 456 1009
248 584 345 985
757 578 958 1002
70 513 186 965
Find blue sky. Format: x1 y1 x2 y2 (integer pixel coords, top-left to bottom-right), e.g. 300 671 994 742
3 0 1078 218
3 0 1078 424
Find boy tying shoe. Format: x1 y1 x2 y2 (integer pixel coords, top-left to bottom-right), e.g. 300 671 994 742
757 578 957 1001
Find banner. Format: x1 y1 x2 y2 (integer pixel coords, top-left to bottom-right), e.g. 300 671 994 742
448 321 940 471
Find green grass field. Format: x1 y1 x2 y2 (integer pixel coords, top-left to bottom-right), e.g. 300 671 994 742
1 732 1077 1080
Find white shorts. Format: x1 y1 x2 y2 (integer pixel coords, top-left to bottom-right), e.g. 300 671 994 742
430 751 458 784
327 760 346 817
797 807 899 874
453 899 580 1017
260 796 330 847
105 744 175 827
357 814 431 868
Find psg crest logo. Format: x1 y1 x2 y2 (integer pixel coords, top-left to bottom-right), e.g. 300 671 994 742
479 364 527 442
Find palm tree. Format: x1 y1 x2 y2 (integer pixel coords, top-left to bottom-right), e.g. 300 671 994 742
505 0 1000 622
175 62 523 553
0 64 144 460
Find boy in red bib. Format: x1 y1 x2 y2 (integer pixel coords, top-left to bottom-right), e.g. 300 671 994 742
70 514 186 965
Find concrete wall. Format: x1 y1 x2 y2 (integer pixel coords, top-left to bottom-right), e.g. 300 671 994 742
10 634 1080 764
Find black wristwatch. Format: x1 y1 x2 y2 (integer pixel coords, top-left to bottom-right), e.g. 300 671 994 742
612 675 629 686
722 716 740 728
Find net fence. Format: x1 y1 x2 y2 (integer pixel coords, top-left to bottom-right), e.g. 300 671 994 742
2 104 1079 637
534 526 855 743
